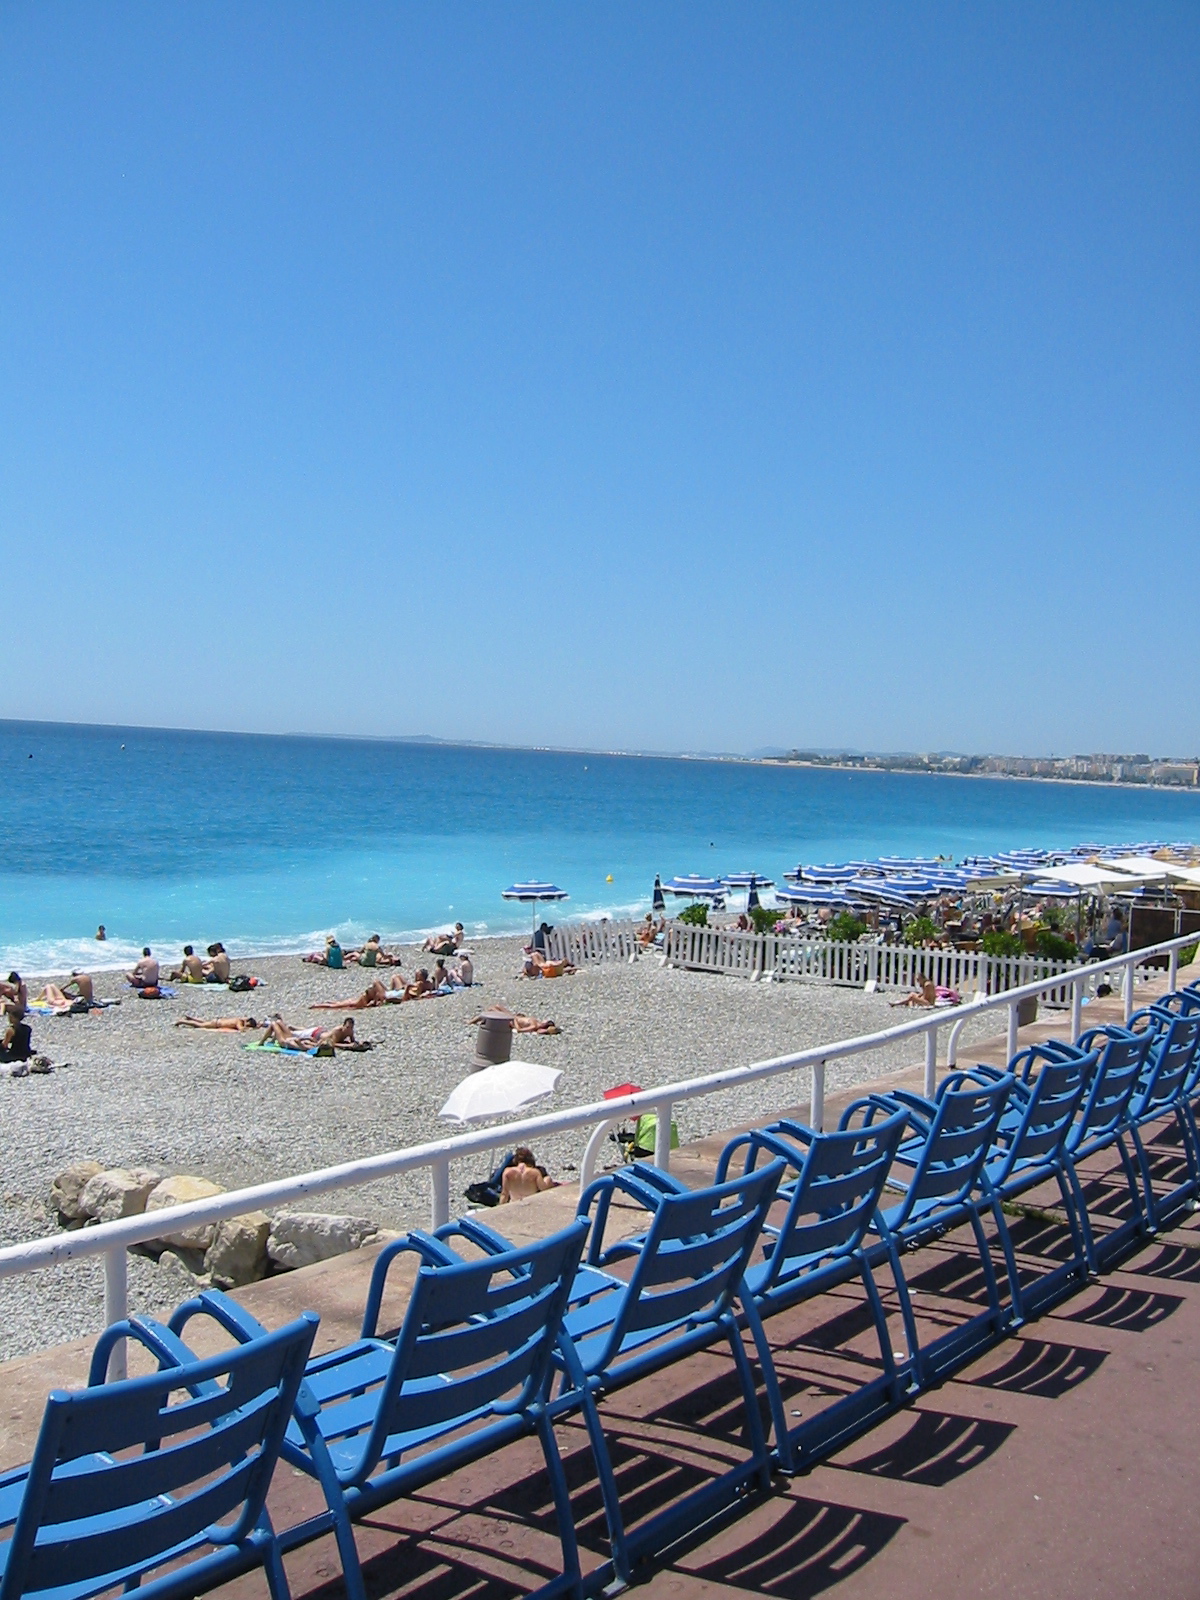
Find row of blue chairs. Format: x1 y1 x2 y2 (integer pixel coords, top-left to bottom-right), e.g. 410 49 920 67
3 984 1200 1600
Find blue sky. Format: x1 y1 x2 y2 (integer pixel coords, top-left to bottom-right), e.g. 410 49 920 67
1 5 1197 756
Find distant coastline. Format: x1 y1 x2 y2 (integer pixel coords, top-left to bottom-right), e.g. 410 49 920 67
759 757 1200 796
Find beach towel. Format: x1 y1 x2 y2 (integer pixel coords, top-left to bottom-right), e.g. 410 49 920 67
243 1039 312 1056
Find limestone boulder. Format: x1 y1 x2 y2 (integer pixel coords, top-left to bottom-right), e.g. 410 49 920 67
145 1175 226 1249
79 1167 161 1223
206 1212 271 1288
267 1213 378 1271
50 1160 103 1223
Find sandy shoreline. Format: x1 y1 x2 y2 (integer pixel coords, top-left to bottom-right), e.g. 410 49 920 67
1 937 1007 1361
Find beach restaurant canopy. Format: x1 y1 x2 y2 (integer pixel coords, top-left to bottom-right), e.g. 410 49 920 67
501 881 569 935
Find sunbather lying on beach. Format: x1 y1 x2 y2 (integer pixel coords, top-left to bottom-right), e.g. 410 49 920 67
175 1015 260 1031
310 981 390 1010
422 923 464 955
890 981 963 1009
346 935 398 967
469 1006 560 1035
521 951 576 978
32 983 78 1014
259 1017 359 1050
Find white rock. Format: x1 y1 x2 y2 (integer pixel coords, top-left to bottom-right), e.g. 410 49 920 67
50 1160 103 1222
205 1212 271 1288
267 1213 378 1271
78 1167 162 1223
145 1176 226 1250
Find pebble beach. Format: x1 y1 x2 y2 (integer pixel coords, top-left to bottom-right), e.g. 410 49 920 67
2 935 1009 1361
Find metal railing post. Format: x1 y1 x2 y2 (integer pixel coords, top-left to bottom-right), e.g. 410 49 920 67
811 1060 826 1131
1123 958 1135 1024
104 1247 128 1382
1007 1001 1019 1064
654 1102 672 1170
430 1157 451 1229
924 1026 938 1099
1070 978 1083 1045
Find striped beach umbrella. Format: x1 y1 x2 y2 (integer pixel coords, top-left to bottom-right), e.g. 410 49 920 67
661 875 724 898
502 881 569 936
652 874 666 913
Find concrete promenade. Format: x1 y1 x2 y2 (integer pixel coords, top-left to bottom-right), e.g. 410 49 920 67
2 966 1198 1598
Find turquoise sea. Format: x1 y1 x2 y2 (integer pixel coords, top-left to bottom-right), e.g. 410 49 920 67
3 719 1199 975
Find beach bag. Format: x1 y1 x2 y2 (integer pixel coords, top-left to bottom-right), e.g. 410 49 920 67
137 986 162 999
228 974 252 993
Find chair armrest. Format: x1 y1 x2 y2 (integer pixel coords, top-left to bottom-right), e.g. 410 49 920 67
360 1234 460 1338
167 1288 272 1347
88 1315 205 1388
433 1216 513 1257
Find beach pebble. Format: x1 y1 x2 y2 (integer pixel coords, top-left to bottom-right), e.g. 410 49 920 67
267 1212 378 1271
145 1176 225 1250
50 1160 103 1223
79 1167 162 1224
206 1212 271 1288
157 1248 209 1286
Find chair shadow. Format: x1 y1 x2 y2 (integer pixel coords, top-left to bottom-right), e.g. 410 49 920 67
967 1337 1106 1400
678 1495 906 1598
833 1407 1014 1489
1129 1241 1200 1284
1059 1284 1182 1334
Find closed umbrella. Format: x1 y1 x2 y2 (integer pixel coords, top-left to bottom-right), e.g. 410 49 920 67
439 1060 562 1124
652 875 666 913
502 881 569 938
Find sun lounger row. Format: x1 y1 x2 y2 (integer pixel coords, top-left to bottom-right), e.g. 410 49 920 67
4 984 1200 1600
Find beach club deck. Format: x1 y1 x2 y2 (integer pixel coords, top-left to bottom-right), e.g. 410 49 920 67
2 970 1199 1600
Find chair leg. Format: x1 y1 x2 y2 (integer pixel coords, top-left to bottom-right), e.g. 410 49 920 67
740 1294 793 1475
537 1411 583 1599
1064 1155 1101 1276
967 1206 1006 1337
859 1257 902 1406
1127 1123 1160 1235
1054 1166 1090 1286
986 1194 1025 1327
578 1384 632 1586
726 1316 772 1491
261 1535 294 1600
882 1236 923 1392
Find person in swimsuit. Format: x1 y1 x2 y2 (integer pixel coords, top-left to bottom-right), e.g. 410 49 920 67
62 971 95 1004
310 981 390 1010
127 949 159 988
175 1015 260 1031
260 1017 357 1048
169 946 206 983
499 1148 558 1203
204 944 231 982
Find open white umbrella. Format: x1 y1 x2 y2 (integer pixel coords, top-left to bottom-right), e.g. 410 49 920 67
439 1060 562 1124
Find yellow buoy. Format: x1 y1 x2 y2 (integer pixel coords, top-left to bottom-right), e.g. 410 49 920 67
606 874 613 882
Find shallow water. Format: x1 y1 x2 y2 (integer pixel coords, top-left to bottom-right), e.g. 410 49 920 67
3 718 1198 972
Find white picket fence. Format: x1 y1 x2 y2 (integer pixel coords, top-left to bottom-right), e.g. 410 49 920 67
544 920 646 965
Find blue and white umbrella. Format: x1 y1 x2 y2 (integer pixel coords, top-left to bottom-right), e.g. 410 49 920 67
775 883 860 907
652 874 666 914
661 875 724 898
502 881 569 936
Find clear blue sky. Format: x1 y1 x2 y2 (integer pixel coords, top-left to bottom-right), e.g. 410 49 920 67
2 5 1196 756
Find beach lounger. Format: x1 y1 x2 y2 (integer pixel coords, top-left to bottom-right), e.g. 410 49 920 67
0 1292 317 1600
199 1221 590 1600
548 1159 784 1587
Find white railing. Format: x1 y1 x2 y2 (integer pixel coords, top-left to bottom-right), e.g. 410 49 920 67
0 933 1193 1380
664 924 1078 995
543 920 645 965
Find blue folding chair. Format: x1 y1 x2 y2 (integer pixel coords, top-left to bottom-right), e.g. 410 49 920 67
549 1159 784 1589
712 1111 910 1473
922 1043 1096 1324
191 1220 591 1600
1122 1007 1200 1230
844 1071 1015 1388
0 1293 317 1600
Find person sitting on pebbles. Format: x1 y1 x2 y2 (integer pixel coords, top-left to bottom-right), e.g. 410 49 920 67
499 1147 559 1203
203 943 231 982
168 946 206 984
